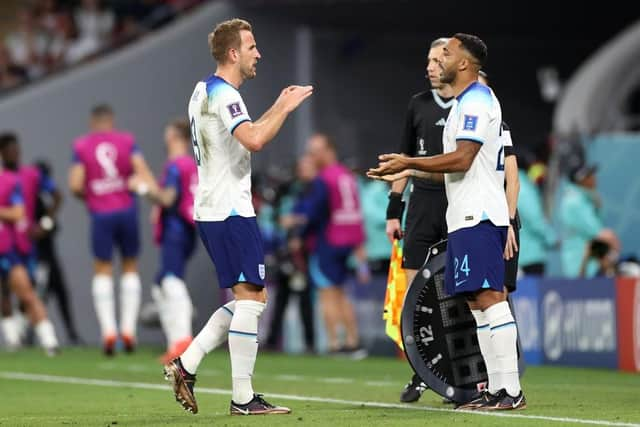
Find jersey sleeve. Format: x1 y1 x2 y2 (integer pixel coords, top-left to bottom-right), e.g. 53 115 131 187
215 86 252 135
71 143 82 164
455 93 492 144
10 181 24 206
127 133 141 157
501 122 515 157
399 97 415 155
164 164 180 190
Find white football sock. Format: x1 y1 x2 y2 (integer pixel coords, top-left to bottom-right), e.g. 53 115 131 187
162 275 193 342
485 301 521 396
120 272 141 339
229 300 265 405
471 309 499 394
13 312 29 340
180 300 236 374
92 274 117 339
35 319 59 350
1 317 21 348
151 285 176 348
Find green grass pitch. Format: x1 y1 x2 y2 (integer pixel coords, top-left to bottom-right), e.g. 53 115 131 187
0 347 638 426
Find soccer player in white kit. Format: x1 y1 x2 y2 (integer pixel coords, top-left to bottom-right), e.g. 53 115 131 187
368 34 525 411
163 18 312 416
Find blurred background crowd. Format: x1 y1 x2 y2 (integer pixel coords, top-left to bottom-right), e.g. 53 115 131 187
0 0 204 94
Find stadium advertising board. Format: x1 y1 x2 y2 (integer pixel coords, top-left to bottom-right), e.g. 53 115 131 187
510 277 543 365
616 277 640 372
539 278 618 368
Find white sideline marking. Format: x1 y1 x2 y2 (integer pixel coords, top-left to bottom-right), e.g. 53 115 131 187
99 363 391 387
1 371 638 427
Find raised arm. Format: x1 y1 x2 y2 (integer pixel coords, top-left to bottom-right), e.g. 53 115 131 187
233 85 313 152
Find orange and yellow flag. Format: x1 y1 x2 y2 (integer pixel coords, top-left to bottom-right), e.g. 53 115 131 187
383 240 407 350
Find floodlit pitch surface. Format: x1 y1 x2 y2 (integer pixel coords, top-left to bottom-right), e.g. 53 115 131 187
0 348 638 426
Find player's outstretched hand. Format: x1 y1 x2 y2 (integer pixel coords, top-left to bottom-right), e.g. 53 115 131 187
278 85 313 113
367 169 411 182
367 153 410 179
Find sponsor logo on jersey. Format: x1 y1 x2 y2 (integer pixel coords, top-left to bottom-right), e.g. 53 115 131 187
227 102 243 118
463 115 478 131
435 118 446 126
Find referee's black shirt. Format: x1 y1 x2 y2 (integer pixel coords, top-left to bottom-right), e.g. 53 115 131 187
399 90 454 191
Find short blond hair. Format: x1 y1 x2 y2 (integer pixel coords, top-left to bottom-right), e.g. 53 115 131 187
208 18 252 64
168 118 190 142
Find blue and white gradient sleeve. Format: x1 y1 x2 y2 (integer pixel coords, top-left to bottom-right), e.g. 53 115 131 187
455 91 492 145
214 85 252 135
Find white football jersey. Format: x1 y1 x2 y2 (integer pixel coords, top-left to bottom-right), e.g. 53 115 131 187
442 82 509 233
188 75 254 221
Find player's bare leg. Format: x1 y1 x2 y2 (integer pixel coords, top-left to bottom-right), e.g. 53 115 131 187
9 265 58 355
319 287 341 351
338 290 367 359
405 269 418 288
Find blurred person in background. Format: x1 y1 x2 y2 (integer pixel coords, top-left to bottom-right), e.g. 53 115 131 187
48 12 97 68
38 0 63 35
579 239 617 278
0 45 28 93
358 166 392 276
559 164 620 278
32 160 82 344
68 104 155 355
297 133 368 358
4 6 49 79
0 133 62 283
385 37 454 403
515 154 557 275
133 118 198 363
265 155 317 354
164 18 311 415
0 133 62 346
0 162 59 355
73 0 115 56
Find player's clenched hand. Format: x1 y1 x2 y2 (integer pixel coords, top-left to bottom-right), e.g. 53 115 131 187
385 219 403 242
277 85 313 112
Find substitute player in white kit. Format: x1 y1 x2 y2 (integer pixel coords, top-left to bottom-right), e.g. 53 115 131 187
368 33 525 411
163 18 312 416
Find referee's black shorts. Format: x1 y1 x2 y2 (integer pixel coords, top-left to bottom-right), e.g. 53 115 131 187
402 188 448 270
